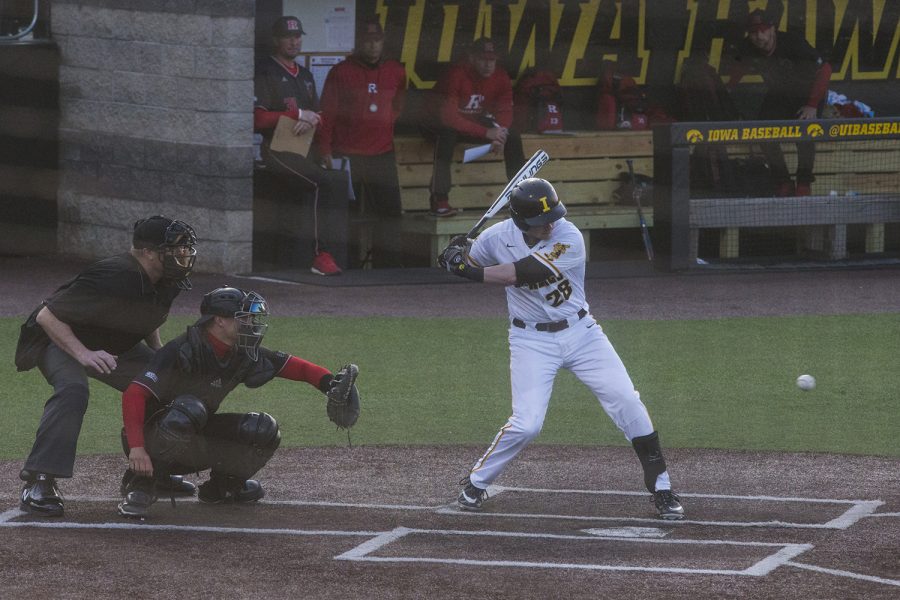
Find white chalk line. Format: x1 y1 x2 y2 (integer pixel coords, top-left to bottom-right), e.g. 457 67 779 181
498 485 875 504
435 507 872 529
335 527 812 577
5 489 897 586
10 490 886 531
475 487 884 530
786 561 900 587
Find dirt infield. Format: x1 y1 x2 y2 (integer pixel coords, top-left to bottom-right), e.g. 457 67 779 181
1 447 898 599
1 256 899 598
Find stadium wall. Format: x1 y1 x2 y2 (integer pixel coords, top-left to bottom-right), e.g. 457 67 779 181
51 0 256 273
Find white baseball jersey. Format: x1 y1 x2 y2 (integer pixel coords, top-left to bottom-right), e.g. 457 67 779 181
463 216 666 494
467 217 589 323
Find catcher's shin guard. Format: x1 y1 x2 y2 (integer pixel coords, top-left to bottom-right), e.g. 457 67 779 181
211 412 281 480
147 395 209 467
631 431 668 493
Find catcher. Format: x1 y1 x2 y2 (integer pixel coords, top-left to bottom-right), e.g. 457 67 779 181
117 286 359 518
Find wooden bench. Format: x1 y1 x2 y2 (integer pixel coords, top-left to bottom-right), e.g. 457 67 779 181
691 140 900 261
391 131 654 265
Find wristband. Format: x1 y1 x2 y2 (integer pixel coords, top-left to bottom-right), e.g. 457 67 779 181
454 263 484 282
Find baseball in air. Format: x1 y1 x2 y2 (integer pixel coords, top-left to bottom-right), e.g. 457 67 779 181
796 374 816 391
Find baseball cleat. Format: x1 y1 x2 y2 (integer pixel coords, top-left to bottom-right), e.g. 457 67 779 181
120 470 196 497
653 489 685 520
457 477 489 511
117 476 158 519
20 474 64 517
198 477 265 504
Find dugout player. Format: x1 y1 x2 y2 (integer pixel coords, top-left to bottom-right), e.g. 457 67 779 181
438 178 684 520
727 8 832 196
15 216 198 517
117 286 354 519
254 15 349 275
317 17 408 267
426 38 526 217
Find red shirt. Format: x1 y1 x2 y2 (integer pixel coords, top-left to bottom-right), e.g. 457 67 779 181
432 62 514 139
316 55 407 156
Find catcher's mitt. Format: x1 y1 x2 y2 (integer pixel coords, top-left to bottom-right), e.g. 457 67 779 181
326 364 360 429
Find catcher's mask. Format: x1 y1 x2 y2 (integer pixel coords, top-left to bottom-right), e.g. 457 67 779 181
133 216 198 289
508 178 567 231
196 287 269 361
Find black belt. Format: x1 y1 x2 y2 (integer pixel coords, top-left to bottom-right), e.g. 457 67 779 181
513 308 587 332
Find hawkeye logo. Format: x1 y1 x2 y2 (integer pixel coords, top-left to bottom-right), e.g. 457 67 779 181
807 124 824 137
686 129 704 143
546 242 570 261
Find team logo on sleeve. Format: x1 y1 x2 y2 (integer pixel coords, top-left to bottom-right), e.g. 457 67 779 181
545 243 570 261
143 371 158 383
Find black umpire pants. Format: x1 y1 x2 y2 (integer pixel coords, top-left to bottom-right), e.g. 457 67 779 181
427 126 526 197
263 148 351 268
23 342 155 479
342 151 405 268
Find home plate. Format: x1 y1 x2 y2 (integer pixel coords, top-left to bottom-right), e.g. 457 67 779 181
581 526 669 538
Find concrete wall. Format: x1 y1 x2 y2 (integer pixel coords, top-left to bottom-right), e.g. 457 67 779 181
52 0 256 273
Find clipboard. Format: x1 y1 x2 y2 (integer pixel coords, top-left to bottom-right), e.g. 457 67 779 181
269 116 315 157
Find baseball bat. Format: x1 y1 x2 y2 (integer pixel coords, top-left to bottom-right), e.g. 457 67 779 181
626 158 654 262
466 148 550 239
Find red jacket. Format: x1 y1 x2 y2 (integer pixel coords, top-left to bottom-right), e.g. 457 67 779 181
316 55 407 156
432 62 514 139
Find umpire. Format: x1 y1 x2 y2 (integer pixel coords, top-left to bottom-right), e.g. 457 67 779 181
117 286 360 519
15 216 198 517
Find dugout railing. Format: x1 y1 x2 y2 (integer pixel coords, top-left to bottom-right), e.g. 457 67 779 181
653 118 900 271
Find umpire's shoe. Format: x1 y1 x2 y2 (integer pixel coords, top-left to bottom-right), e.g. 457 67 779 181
20 473 64 517
117 476 158 519
198 476 265 504
457 477 489 511
653 489 685 520
120 470 195 497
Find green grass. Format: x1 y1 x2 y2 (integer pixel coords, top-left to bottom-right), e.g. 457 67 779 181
2 313 898 460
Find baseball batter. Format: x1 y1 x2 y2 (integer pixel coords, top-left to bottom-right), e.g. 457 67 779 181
438 178 684 520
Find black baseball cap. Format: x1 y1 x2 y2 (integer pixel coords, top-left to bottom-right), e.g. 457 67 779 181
746 9 776 33
358 17 384 40
133 216 176 249
272 16 305 38
470 38 499 60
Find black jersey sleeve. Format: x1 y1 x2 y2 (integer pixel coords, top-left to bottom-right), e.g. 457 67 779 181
132 338 181 400
243 347 291 389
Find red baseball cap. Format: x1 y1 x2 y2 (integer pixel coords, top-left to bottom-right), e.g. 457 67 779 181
470 38 499 60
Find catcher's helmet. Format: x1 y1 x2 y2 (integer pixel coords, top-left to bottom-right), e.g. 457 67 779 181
508 178 566 231
196 287 269 361
132 216 198 289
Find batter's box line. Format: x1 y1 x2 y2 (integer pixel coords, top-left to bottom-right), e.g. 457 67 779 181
441 486 883 530
335 526 813 577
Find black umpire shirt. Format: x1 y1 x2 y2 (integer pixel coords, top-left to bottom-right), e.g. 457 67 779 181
133 327 290 416
40 253 181 354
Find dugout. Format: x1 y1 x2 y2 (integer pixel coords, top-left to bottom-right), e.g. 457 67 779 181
3 1 900 275
653 118 900 271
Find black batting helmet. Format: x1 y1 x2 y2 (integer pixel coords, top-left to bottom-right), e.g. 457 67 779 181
508 178 566 231
196 287 269 361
